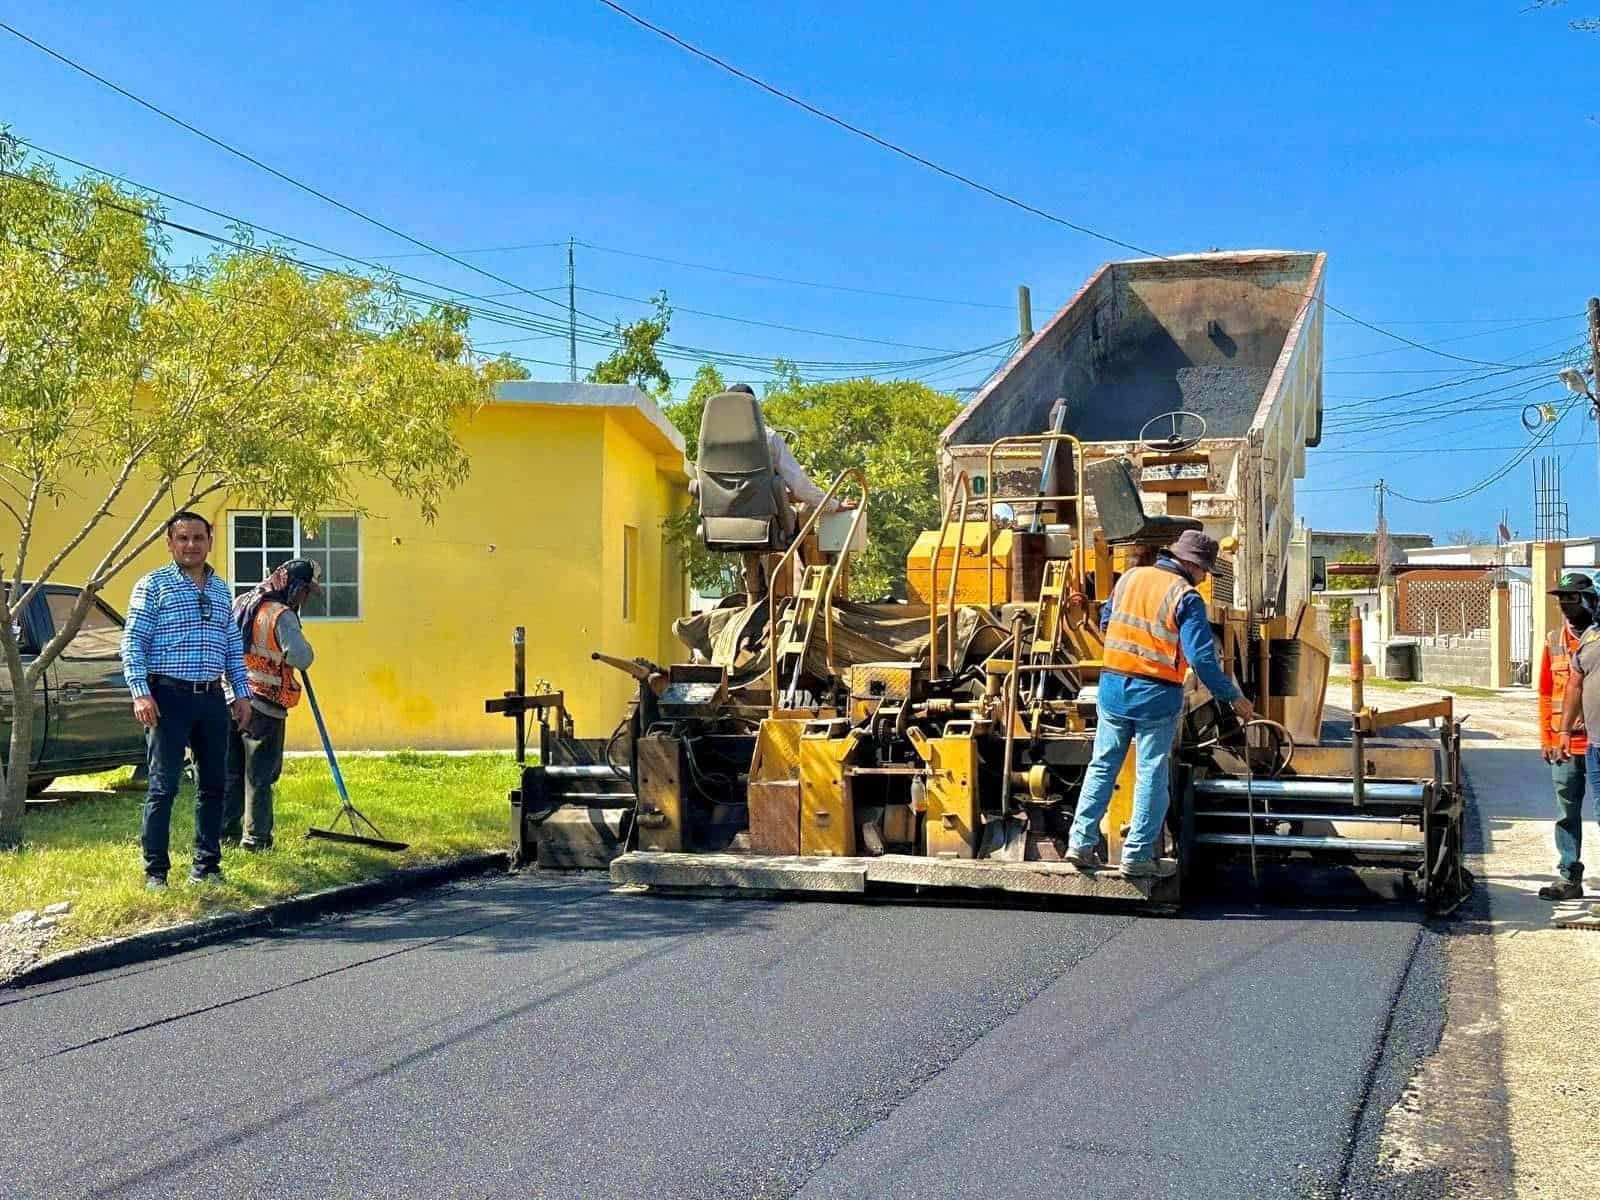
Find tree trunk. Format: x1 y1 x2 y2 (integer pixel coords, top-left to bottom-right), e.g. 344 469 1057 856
0 694 33 847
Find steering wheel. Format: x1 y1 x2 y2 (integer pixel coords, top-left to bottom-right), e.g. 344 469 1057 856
1138 410 1208 454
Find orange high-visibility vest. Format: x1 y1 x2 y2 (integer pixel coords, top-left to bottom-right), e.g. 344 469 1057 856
1102 566 1194 686
1544 627 1587 753
243 600 303 709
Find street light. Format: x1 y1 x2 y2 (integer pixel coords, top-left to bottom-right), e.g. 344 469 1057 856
1559 367 1595 400
1558 366 1600 502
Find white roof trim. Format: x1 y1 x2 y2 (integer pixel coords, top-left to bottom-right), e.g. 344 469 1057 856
490 380 686 456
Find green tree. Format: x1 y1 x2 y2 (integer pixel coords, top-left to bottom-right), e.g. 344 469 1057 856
483 353 531 382
761 376 961 600
587 292 672 401
665 362 726 454
1532 1 1599 31
661 364 739 595
1327 547 1375 635
0 136 497 843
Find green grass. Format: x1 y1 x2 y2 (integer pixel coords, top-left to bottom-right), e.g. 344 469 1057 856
1326 673 1501 700
1 752 516 952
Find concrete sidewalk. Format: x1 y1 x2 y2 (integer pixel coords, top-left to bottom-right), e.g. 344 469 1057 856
1342 681 1600 1197
1463 741 1600 1198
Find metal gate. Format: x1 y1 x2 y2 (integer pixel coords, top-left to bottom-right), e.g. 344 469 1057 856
1510 578 1533 685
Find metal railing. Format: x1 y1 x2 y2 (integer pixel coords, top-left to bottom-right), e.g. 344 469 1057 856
766 468 870 713
981 433 1089 608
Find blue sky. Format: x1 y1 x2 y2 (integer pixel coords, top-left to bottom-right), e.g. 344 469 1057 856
3 1 1597 540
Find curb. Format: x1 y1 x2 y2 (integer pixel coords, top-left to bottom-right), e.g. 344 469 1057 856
5 851 510 991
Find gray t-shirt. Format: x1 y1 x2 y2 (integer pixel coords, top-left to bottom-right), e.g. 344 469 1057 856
1568 627 1600 739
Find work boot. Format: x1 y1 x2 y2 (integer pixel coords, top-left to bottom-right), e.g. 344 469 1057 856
1119 858 1178 879
188 869 225 887
1538 879 1584 901
144 875 169 893
241 839 273 853
1063 846 1101 872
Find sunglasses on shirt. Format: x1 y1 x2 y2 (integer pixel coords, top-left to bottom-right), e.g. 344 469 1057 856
197 591 212 622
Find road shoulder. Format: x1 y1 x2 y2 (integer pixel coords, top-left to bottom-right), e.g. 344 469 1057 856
3 851 507 990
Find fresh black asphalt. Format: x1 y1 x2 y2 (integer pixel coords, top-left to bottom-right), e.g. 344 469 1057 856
1 871 1441 1199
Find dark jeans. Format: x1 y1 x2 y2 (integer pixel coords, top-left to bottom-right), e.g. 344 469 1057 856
140 682 230 879
1556 749 1600 882
223 711 285 848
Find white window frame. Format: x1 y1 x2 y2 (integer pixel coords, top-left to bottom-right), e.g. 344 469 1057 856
227 512 363 622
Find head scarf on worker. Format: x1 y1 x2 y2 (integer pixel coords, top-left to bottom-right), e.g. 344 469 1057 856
232 558 322 642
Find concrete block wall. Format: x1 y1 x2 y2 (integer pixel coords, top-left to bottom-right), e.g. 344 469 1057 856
1413 630 1492 688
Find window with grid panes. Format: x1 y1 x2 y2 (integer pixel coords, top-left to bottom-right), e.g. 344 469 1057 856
229 513 360 619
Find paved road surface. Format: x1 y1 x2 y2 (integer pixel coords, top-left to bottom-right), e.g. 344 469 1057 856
1 872 1438 1199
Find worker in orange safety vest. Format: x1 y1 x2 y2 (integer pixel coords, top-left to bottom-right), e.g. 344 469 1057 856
1066 530 1254 877
222 558 320 850
1541 571 1599 901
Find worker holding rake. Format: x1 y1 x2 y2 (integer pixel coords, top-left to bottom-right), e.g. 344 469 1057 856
222 558 320 851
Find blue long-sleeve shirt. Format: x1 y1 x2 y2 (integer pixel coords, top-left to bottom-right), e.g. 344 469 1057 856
1097 554 1242 720
121 562 250 700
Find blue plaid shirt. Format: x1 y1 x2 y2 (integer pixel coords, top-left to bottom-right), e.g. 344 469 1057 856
121 562 250 700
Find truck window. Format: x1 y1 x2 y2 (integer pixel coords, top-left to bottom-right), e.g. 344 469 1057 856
44 593 123 660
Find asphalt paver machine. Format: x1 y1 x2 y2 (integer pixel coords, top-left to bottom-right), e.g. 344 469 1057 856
490 251 1470 915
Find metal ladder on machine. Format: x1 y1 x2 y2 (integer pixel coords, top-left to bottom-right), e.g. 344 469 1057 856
765 469 870 711
774 563 832 708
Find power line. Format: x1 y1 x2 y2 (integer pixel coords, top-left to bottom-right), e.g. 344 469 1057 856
1326 312 1583 364
0 20 599 326
569 285 960 352
590 1 1535 370
4 15 1540 374
577 241 1010 310
1318 441 1591 454
7 151 1014 380
1384 401 1582 505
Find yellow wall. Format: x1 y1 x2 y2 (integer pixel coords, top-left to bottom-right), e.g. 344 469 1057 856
24 399 688 748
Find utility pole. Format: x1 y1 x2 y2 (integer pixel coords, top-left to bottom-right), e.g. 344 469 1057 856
568 236 578 383
1587 298 1600 505
1373 478 1387 581
1017 285 1033 343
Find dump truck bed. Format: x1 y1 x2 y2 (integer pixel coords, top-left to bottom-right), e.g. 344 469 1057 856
941 250 1326 613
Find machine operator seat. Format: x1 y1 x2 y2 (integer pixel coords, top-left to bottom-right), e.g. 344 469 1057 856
694 390 798 552
1084 457 1202 546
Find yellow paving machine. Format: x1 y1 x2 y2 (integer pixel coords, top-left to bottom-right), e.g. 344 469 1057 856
489 251 1470 915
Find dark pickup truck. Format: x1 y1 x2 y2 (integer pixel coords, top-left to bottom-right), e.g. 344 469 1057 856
2 584 147 793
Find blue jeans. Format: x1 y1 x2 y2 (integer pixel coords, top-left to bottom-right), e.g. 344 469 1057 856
140 681 230 879
1557 749 1600 883
1068 708 1182 863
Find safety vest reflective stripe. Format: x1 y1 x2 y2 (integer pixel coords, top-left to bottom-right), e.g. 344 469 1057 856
1102 566 1194 686
1110 611 1181 644
242 602 302 709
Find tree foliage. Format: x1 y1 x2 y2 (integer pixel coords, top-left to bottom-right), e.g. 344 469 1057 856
1532 1 1600 32
760 374 961 600
587 292 672 401
0 134 500 842
1327 547 1375 628
659 361 960 600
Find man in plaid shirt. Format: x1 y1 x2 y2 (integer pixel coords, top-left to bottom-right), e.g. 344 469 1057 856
121 511 252 890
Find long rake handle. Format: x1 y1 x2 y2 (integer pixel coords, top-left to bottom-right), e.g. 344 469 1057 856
302 671 352 811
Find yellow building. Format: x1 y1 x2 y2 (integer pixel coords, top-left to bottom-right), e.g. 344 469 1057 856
32 382 690 749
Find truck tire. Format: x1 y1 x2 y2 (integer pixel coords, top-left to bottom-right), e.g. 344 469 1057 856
26 777 56 798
